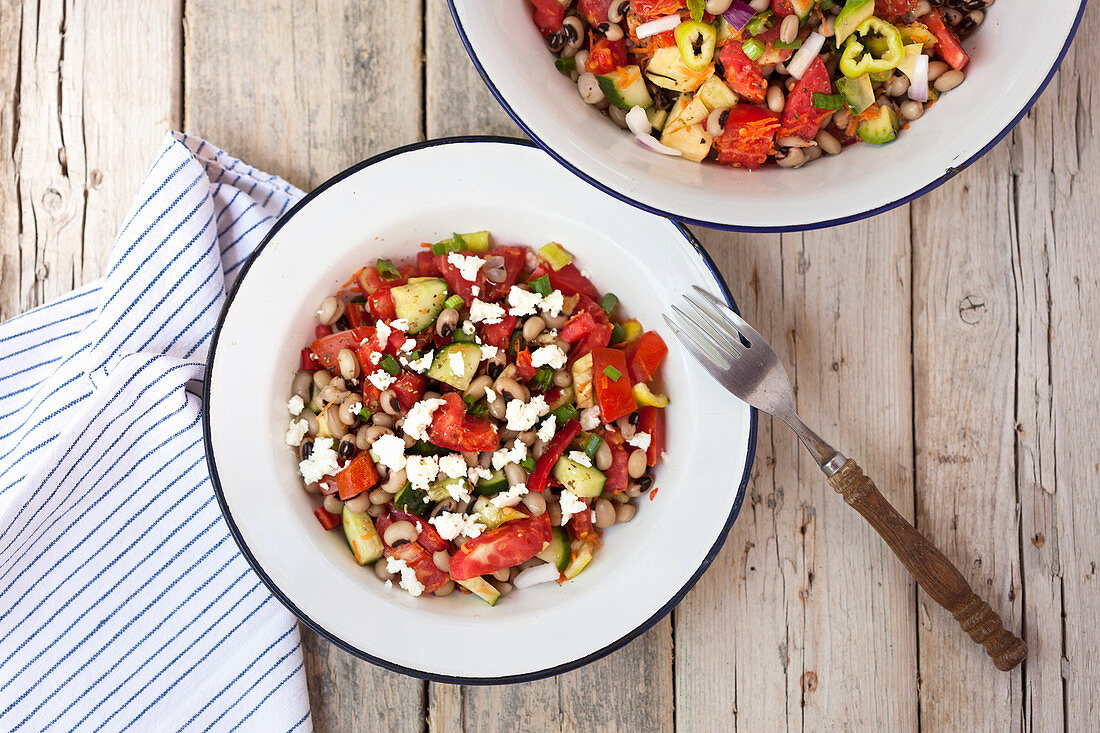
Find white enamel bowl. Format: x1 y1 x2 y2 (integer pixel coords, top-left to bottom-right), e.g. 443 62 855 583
204 139 756 683
448 1 1085 231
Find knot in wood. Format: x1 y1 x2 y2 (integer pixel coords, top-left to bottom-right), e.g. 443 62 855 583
958 294 986 324
41 187 64 216
90 169 104 188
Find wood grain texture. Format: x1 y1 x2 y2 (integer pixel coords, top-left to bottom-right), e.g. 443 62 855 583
182 3 427 731
680 218 918 731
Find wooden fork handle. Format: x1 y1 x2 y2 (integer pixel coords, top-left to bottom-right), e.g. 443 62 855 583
826 458 1026 671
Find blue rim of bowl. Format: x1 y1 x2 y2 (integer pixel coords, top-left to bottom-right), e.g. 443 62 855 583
446 1 1087 233
202 136 758 685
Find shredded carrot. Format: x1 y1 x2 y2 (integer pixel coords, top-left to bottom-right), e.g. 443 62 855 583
649 487 659 501
338 266 366 295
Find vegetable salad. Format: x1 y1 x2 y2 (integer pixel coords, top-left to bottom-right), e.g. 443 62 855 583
285 232 669 605
529 0 982 169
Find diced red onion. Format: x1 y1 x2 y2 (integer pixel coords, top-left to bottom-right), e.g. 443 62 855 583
635 133 683 156
908 54 930 103
636 14 681 38
721 2 756 32
513 562 560 589
625 106 651 137
786 31 826 80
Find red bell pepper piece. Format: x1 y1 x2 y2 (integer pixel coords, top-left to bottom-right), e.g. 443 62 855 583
591 348 636 423
567 503 598 541
335 452 380 500
528 419 582 492
345 301 369 328
314 506 341 531
923 9 969 70
715 104 781 170
300 347 320 371
561 311 597 342
598 428 630 492
625 330 669 383
516 348 537 381
778 56 833 142
637 406 665 467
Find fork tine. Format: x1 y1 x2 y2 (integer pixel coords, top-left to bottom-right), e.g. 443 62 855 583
663 313 730 372
683 294 743 358
691 286 766 347
670 305 736 364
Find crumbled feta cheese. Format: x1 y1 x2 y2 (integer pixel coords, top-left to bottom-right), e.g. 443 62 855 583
480 344 499 361
461 320 477 336
531 344 567 370
507 286 543 317
406 455 440 492
372 434 407 472
445 480 471 502
628 432 652 452
471 286 480 297
448 350 466 377
400 338 416 352
298 437 340 483
447 252 484 282
536 415 557 443
492 440 528 470
467 466 493 485
491 483 529 508
287 395 305 416
375 320 391 344
469 299 506 325
581 267 593 279
403 397 446 441
407 350 434 373
540 290 565 317
559 490 588 525
430 511 486 541
368 370 396 391
390 318 410 332
386 557 424 597
568 450 593 468
438 453 468 479
484 387 498 403
369 351 383 365
579 406 601 431
505 394 550 431
347 401 362 417
285 419 309 447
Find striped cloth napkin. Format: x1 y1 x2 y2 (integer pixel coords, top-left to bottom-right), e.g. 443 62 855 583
0 132 312 731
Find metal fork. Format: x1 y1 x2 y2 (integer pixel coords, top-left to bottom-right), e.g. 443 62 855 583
667 286 1027 672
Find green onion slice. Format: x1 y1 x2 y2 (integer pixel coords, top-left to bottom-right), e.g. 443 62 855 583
603 365 623 381
380 355 401 376
376 258 400 280
530 275 552 297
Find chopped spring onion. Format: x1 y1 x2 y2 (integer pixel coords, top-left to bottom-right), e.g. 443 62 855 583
635 133 683 157
635 14 681 39
554 56 576 73
741 39 765 61
552 403 578 423
721 2 756 33
610 323 627 343
533 367 554 392
786 31 826 80
376 258 400 280
583 434 603 461
772 39 802 50
530 275 552 296
349 294 366 303
812 93 846 110
357 405 372 421
430 234 464 255
745 10 773 36
625 105 651 137
443 294 464 310
379 355 401 376
463 394 489 417
599 293 618 314
603 365 623 381
908 54 930 103
513 562 560 589
520 456 537 472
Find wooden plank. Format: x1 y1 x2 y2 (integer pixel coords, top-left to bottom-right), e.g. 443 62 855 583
182 3 427 730
0 0 181 320
679 217 918 731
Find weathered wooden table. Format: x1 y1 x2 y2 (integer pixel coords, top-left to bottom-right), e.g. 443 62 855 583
2 2 1096 730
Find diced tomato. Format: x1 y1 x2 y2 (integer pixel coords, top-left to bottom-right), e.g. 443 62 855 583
770 0 798 17
428 393 500 452
387 542 449 593
367 287 397 322
391 372 427 411
435 250 480 301
592 348 636 423
578 0 612 26
560 309 613 362
585 35 628 75
527 0 565 35
389 509 450 553
516 348 537 381
416 250 441 277
529 419 582 492
717 44 766 104
923 9 969 70
311 326 375 370
599 428 630 492
754 23 798 65
315 324 333 339
874 0 917 21
637 406 665 467
300 347 320 371
357 264 415 295
480 315 517 348
449 514 552 581
567 504 598 541
361 381 382 411
345 301 369 328
375 512 394 546
715 104 781 170
547 263 600 301
336 452 380 500
573 324 613 363
630 0 685 21
480 246 528 301
561 311 598 343
314 506 341 531
625 330 668 383
779 56 832 141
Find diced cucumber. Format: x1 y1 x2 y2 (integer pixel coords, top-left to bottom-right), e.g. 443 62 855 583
696 75 737 112
342 507 384 565
316 411 333 438
837 74 875 115
645 46 711 93
308 383 324 414
596 65 653 110
539 242 573 271
457 231 490 252
428 343 482 391
428 476 468 502
572 353 594 408
393 482 430 512
472 496 527 529
536 526 571 571
563 539 596 580
391 277 448 334
552 457 606 498
788 0 815 18
473 469 508 497
659 95 713 163
455 576 501 606
834 0 875 44
857 105 900 145
645 106 669 133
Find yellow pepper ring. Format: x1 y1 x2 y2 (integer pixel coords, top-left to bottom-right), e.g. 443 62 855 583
674 20 718 73
839 17 905 79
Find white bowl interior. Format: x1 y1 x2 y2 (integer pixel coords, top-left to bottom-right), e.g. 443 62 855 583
207 141 753 680
450 0 1083 230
